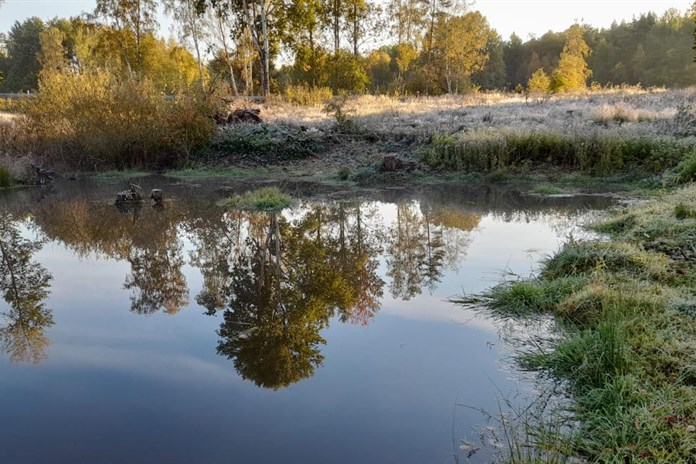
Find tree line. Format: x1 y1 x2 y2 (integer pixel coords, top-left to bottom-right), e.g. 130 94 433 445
0 1 695 97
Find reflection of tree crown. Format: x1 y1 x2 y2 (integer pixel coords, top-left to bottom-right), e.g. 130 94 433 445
0 215 54 364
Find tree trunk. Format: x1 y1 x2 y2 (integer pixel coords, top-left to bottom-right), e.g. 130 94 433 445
260 3 271 96
309 29 316 87
216 14 238 95
352 3 359 56
333 0 341 53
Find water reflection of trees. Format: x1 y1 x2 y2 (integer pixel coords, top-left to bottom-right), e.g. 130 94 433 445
0 215 53 364
190 203 385 389
4 195 483 379
0 184 612 382
386 201 480 300
31 200 190 315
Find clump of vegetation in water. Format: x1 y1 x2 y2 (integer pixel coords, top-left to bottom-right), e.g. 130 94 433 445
0 165 13 188
456 185 696 462
531 184 565 195
219 187 293 211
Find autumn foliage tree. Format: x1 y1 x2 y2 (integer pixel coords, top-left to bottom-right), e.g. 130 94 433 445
551 24 591 92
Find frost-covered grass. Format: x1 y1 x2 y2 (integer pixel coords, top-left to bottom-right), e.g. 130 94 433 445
456 185 696 463
261 87 688 141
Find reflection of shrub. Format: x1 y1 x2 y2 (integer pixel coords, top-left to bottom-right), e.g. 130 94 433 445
23 71 215 168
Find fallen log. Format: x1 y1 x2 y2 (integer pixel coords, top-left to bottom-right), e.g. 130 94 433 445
380 155 419 172
228 108 262 124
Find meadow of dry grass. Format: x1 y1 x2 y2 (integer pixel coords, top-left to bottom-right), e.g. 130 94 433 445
260 87 693 141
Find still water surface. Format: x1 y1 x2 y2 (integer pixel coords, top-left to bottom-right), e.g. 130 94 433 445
0 180 612 463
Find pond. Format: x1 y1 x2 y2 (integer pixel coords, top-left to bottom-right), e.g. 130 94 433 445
0 179 613 464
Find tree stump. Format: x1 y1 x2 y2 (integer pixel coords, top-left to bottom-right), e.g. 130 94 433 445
115 183 144 205
150 189 164 206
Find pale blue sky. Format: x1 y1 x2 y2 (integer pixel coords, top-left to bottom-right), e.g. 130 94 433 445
0 0 693 41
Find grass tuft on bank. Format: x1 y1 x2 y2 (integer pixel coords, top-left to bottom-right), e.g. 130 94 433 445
456 184 696 463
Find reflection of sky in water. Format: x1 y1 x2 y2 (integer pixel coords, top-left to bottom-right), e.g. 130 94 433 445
0 189 608 464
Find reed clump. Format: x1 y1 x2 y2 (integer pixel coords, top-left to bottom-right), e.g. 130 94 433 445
422 130 693 176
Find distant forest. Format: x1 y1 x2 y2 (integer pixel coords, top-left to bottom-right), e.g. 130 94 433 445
0 0 695 96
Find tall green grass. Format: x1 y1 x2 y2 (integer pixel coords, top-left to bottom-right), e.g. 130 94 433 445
422 130 693 175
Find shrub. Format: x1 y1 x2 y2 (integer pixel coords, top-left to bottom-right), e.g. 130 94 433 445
323 96 356 132
208 124 323 161
527 68 551 96
591 104 650 124
0 165 12 188
674 203 696 220
282 85 333 106
23 70 215 169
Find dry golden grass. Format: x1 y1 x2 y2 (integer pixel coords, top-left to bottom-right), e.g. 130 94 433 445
0 112 17 123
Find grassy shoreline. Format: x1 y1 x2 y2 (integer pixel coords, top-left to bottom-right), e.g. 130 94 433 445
458 185 696 462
